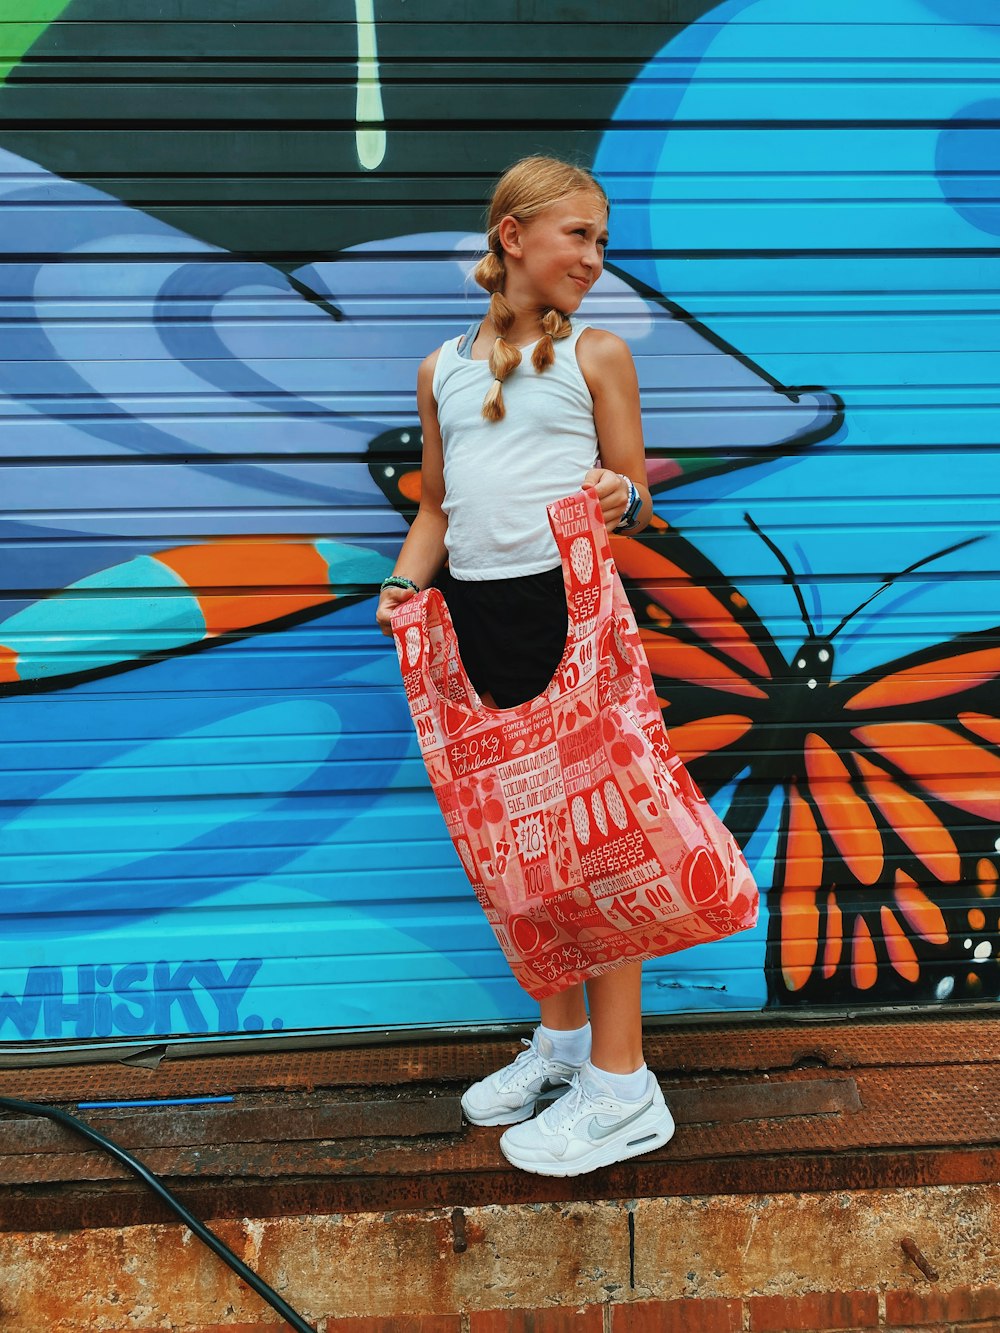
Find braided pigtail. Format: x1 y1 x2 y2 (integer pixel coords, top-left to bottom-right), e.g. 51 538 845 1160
473 249 520 421
531 306 572 373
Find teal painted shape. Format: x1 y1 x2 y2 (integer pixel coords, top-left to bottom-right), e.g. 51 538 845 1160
194 836 515 1032
0 554 204 679
314 539 394 590
602 0 1000 280
0 700 340 880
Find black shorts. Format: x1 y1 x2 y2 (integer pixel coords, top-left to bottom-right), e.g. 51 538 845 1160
434 564 569 709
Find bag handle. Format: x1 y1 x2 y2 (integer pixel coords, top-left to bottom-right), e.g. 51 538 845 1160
544 487 616 640
544 486 613 569
390 586 480 712
544 489 645 711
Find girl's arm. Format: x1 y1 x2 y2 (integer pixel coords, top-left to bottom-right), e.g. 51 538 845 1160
375 349 449 636
577 329 652 535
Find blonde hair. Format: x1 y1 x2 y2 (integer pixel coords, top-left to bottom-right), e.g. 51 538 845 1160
473 156 609 422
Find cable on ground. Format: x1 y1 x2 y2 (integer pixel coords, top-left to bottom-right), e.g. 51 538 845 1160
0 1095 318 1333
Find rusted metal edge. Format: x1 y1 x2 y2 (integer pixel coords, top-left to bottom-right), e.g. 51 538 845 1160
2 1144 998 1234
1 1016 995 1105
0 1077 857 1163
0 1091 463 1156
0 1001 994 1069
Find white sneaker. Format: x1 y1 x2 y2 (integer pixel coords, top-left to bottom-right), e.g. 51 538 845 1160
461 1031 581 1127
499 1061 675 1176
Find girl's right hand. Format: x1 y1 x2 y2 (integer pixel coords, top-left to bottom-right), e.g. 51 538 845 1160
376 585 418 637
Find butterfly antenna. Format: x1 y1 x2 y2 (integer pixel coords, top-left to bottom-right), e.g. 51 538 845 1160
828 534 985 639
743 512 816 637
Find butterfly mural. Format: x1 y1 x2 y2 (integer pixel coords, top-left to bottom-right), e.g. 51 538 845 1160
611 507 1000 1007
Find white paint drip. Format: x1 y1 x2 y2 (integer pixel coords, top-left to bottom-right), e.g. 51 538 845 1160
355 0 386 169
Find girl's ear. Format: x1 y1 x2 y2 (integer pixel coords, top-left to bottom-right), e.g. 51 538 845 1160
496 214 523 259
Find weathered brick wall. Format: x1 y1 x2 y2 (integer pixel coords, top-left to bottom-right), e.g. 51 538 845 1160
3 1188 1000 1332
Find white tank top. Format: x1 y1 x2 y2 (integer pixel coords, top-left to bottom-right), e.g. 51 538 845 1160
432 321 600 580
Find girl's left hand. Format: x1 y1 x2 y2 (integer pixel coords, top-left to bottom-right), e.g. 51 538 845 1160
582 467 630 530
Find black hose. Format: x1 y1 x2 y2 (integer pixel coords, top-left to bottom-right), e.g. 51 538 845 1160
0 1096 318 1333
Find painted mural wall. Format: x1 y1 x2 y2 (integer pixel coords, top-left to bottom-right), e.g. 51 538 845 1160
0 0 998 1046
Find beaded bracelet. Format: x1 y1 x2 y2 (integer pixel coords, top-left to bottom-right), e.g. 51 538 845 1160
380 574 420 594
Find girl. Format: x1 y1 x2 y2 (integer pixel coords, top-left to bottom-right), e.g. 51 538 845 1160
375 156 675 1176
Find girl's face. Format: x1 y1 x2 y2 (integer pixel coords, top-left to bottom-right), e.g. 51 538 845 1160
501 189 609 313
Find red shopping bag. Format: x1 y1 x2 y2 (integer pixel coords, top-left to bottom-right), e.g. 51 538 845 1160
391 487 759 998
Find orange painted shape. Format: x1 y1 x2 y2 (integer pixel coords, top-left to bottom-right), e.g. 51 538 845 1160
822 890 843 979
851 915 879 991
893 871 948 945
666 714 753 764
0 644 18 682
804 734 883 886
398 470 422 503
611 539 772 678
880 905 920 983
854 752 959 883
781 891 820 993
154 540 334 636
641 632 769 700
977 858 998 898
780 783 822 990
968 908 986 931
852 721 1000 822
960 711 1000 745
845 646 1000 711
784 781 823 892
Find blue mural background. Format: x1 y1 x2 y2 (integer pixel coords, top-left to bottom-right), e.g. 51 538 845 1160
1 0 998 1042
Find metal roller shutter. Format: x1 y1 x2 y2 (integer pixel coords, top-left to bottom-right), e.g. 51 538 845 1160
0 0 996 1054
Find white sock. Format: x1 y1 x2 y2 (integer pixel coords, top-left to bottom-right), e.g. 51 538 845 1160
586 1060 649 1102
537 1022 592 1066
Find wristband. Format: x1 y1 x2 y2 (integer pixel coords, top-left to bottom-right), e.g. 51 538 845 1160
615 478 642 531
380 574 420 595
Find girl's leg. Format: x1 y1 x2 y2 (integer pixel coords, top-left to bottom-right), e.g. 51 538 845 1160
538 983 588 1031
585 961 644 1073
